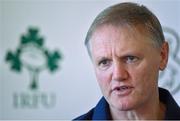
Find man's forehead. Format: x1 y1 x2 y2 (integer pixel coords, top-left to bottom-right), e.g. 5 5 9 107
90 24 150 44
95 25 161 50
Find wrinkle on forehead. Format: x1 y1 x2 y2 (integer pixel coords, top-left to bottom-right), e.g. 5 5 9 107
91 25 140 51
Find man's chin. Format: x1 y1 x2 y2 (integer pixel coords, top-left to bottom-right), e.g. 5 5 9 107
111 100 135 111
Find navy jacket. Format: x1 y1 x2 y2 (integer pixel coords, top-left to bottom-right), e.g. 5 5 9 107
74 88 180 120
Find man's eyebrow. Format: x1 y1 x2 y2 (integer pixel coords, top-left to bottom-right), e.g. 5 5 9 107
95 56 110 62
118 51 141 57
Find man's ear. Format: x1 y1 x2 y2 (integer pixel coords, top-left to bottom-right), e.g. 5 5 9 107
159 41 169 70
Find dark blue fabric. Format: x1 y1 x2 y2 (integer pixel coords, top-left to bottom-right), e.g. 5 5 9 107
74 97 112 120
159 88 180 120
92 97 112 120
74 87 180 120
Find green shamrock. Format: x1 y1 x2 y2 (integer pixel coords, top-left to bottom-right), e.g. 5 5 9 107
5 27 63 90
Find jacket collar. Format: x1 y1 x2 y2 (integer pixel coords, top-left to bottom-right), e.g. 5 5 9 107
159 88 180 119
92 97 112 120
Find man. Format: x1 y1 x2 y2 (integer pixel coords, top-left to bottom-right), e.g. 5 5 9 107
74 2 180 120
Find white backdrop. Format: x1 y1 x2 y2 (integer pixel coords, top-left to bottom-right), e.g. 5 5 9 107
0 0 180 119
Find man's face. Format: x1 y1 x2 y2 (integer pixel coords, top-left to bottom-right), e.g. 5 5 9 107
90 25 168 111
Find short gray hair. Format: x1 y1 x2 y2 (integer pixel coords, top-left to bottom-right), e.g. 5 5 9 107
85 2 165 57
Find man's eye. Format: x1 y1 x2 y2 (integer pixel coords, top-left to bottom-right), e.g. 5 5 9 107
125 56 139 63
99 60 109 66
98 59 111 69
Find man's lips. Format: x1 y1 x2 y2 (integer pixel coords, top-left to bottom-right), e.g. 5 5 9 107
111 85 134 96
113 85 133 91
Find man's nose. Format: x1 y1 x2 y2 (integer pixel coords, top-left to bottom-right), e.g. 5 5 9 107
112 62 128 81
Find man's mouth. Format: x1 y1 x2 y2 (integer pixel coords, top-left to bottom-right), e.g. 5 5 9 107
112 85 134 96
115 86 132 90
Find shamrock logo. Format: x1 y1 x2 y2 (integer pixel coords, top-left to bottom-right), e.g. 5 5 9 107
5 27 63 90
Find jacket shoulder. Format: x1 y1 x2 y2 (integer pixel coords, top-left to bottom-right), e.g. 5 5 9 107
73 108 94 120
